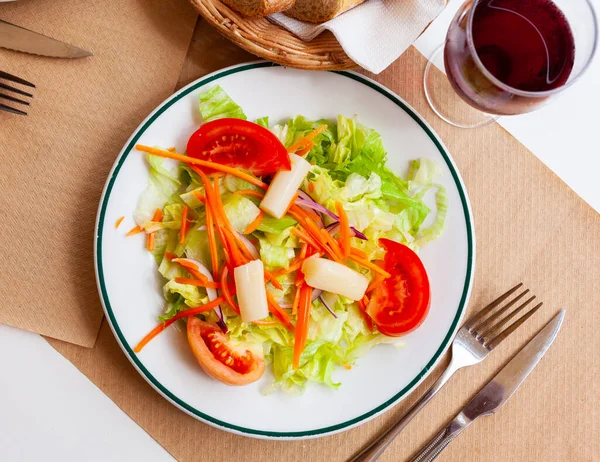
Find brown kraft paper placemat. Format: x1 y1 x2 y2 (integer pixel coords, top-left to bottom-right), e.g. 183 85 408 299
0 0 198 347
47 22 600 461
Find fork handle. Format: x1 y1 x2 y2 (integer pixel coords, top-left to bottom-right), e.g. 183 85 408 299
408 413 472 462
349 359 461 462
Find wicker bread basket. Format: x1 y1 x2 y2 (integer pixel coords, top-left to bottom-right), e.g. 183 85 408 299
189 0 356 70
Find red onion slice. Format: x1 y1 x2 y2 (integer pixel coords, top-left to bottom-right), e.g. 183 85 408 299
296 192 367 240
324 222 368 241
318 294 338 318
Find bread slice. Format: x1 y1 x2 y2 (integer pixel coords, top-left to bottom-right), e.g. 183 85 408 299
284 0 365 23
221 0 296 17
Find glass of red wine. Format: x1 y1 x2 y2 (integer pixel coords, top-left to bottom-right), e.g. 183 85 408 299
424 0 598 128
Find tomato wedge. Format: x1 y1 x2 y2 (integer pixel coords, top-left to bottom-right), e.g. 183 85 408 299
186 118 291 176
187 317 265 385
366 238 430 336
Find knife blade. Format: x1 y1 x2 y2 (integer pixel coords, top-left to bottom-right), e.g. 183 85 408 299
410 310 565 462
0 20 92 58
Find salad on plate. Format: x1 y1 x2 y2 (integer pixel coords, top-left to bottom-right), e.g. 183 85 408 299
127 85 447 394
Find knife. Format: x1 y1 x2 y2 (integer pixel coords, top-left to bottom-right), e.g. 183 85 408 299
0 20 92 58
409 310 565 462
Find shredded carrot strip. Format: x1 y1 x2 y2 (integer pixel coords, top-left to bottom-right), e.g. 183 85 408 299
307 182 315 194
291 285 302 317
196 171 222 276
366 274 385 293
264 271 283 290
336 202 351 259
296 140 314 156
288 125 327 153
133 297 225 353
135 145 268 189
265 291 294 331
320 228 344 261
348 254 391 278
252 320 279 327
115 216 125 229
291 227 321 252
299 243 308 260
126 225 144 236
147 208 164 251
220 268 240 315
222 227 246 267
193 190 205 203
174 277 221 289
164 252 176 260
292 285 312 369
147 233 155 251
350 247 369 259
271 259 303 277
179 206 189 244
167 147 177 152
208 172 225 179
151 208 164 222
233 190 265 199
244 211 264 235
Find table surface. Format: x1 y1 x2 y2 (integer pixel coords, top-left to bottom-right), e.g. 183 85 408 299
1 0 598 460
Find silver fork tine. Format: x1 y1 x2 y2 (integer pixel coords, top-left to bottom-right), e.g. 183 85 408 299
485 302 543 349
0 92 30 106
478 295 536 341
0 81 33 97
472 290 531 335
0 70 35 87
0 103 28 115
465 283 523 330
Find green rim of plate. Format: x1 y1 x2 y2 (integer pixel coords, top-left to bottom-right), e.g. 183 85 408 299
96 62 474 438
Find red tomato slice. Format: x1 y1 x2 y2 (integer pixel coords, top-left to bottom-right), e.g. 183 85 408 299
186 118 291 176
187 317 265 386
366 238 431 337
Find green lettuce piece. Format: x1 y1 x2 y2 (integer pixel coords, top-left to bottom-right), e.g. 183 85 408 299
258 238 294 269
163 279 207 307
158 294 185 323
257 216 297 234
223 173 262 194
198 85 246 122
134 154 181 226
180 187 206 209
222 195 261 234
183 229 213 269
255 116 269 128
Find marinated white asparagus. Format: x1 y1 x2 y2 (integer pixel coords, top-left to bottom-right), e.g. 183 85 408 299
260 153 311 218
302 257 368 301
234 260 269 322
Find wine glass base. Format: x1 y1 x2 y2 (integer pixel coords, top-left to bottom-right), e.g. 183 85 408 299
424 46 499 129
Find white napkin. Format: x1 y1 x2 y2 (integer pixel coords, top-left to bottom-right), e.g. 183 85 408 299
269 0 446 74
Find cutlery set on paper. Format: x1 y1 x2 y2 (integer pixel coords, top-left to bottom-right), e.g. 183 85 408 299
0 16 92 114
352 284 564 461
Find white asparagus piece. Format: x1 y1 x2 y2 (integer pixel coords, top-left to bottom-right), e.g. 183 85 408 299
260 153 311 219
302 257 368 301
234 260 269 322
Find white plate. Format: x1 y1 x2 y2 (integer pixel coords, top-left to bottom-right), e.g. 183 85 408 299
96 62 475 439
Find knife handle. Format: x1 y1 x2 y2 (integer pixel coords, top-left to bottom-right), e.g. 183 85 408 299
409 414 471 462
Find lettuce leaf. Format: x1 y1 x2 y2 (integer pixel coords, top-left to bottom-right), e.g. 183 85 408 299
198 85 246 122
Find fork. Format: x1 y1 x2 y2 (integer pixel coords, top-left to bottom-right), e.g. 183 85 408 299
350 283 542 462
0 70 35 115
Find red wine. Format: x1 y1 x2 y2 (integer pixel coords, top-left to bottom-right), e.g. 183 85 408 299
472 0 575 92
444 0 576 115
